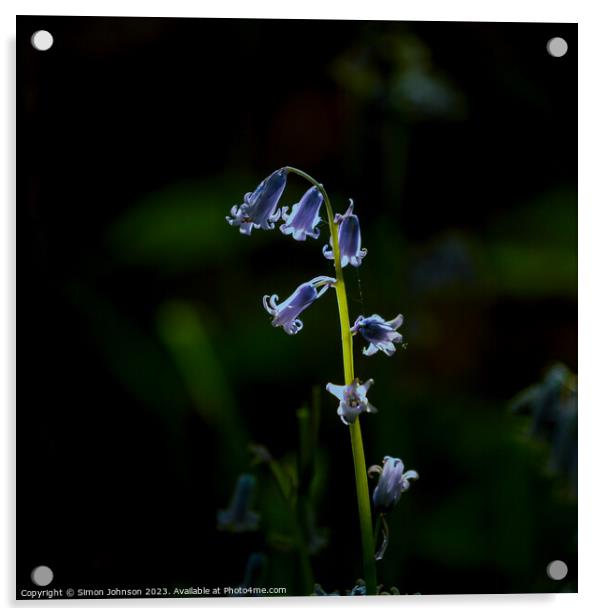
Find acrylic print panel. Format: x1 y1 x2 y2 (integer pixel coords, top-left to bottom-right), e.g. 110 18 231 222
18 16 577 599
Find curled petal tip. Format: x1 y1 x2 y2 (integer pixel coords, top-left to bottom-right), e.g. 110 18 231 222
368 464 383 478
322 244 334 260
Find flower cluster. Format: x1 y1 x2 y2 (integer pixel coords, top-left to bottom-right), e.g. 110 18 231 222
226 168 406 423
226 167 403 368
226 168 417 573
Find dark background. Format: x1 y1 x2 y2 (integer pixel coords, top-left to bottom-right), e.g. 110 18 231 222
18 16 577 596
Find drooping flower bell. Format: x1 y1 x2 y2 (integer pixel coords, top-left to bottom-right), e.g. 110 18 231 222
226 168 288 235
263 276 336 335
217 474 260 533
280 186 324 241
368 456 418 514
351 313 404 357
325 378 377 425
323 200 367 267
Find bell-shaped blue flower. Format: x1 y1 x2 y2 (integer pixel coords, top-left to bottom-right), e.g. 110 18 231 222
280 186 324 240
217 474 260 532
263 275 336 335
368 456 418 514
323 200 367 267
325 378 377 425
233 553 267 596
226 169 288 235
351 313 404 357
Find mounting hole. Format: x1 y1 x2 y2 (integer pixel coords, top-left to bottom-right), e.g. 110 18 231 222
31 565 54 586
31 30 54 51
546 37 568 58
546 560 568 581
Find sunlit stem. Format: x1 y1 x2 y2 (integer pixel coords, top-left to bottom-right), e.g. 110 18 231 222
284 166 377 595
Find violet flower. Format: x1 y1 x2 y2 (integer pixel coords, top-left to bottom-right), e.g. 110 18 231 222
226 169 287 235
323 200 367 267
280 186 324 241
351 314 404 357
325 378 377 425
263 276 336 335
233 553 267 596
217 474 260 532
368 456 418 514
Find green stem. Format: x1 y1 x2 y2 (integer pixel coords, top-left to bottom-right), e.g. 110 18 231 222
284 166 377 594
266 457 314 595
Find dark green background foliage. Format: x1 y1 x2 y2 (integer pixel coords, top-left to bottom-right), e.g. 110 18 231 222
19 17 576 595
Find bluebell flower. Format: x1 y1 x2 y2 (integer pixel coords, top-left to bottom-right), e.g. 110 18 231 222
323 200 367 267
226 169 287 235
351 313 404 357
233 553 267 596
263 276 336 335
217 474 260 532
325 378 377 425
368 456 418 514
280 186 323 240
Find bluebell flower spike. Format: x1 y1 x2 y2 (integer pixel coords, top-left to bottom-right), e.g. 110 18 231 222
323 200 367 267
280 185 324 240
326 378 377 425
351 313 404 357
263 276 336 335
217 474 260 533
368 456 418 514
226 169 288 235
